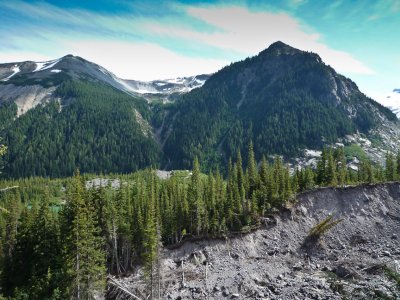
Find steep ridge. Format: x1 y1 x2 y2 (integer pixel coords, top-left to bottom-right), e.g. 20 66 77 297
111 182 400 299
162 41 399 169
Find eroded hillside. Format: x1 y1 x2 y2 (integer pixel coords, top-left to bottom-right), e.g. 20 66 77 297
110 183 400 299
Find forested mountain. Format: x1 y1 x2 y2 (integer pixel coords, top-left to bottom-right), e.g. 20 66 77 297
0 81 160 178
0 42 399 178
161 41 398 169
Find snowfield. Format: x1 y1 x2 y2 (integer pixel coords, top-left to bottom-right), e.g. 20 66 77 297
1 65 20 81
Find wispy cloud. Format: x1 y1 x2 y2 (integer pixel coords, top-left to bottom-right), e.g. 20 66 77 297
0 1 374 79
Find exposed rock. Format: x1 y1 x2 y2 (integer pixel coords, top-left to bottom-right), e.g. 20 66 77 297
109 183 400 299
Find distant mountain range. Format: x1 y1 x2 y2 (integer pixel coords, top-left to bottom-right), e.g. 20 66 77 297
0 55 211 105
0 42 399 177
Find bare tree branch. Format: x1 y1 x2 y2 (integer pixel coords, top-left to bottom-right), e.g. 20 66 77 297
107 276 143 300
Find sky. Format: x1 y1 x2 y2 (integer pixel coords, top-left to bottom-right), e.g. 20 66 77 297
0 0 399 105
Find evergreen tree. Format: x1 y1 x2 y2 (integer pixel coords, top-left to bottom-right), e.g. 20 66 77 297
236 150 246 204
337 147 347 187
326 149 337 186
246 141 258 199
187 157 204 236
26 191 62 299
316 148 327 185
303 167 315 190
62 170 106 299
385 152 396 181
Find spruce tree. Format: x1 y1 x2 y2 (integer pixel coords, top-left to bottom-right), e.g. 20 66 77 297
142 195 157 285
236 150 245 203
316 148 327 185
246 141 258 199
28 191 62 299
188 157 204 236
385 152 396 181
303 167 315 190
326 149 337 186
62 170 106 299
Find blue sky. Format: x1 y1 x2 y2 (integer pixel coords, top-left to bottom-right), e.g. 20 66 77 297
0 0 399 104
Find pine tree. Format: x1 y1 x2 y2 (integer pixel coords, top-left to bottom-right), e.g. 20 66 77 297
236 150 245 203
272 156 284 204
258 156 270 214
28 191 62 299
283 166 292 201
62 170 106 299
225 159 235 229
337 147 347 187
326 149 337 186
303 167 315 190
142 195 157 287
187 157 204 236
259 156 268 187
1 192 21 295
0 142 6 176
385 152 396 181
246 141 258 199
316 148 327 185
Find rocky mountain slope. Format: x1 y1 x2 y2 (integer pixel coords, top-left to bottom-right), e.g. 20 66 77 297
123 75 210 103
0 42 400 177
0 56 209 109
161 42 400 169
110 182 400 299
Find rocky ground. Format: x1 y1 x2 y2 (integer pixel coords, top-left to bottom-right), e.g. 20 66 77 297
110 183 400 300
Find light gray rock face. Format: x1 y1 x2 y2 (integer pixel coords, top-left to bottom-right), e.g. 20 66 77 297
109 183 400 299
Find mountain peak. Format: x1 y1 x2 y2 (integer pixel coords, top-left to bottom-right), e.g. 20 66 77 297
265 41 300 55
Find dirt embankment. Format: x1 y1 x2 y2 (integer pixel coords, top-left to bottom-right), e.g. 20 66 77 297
110 183 400 300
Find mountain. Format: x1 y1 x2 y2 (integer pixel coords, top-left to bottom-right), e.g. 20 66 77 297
0 55 210 108
160 41 399 169
0 42 399 177
0 56 161 177
122 74 210 102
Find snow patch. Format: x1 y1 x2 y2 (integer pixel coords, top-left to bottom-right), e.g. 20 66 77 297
1 65 20 81
165 77 186 84
34 61 46 72
33 58 61 72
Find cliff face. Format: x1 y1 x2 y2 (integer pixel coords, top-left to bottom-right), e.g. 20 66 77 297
108 183 400 299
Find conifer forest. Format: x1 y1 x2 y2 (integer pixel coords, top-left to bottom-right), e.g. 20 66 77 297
0 142 399 299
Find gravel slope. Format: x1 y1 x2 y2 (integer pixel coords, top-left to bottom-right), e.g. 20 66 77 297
110 183 400 300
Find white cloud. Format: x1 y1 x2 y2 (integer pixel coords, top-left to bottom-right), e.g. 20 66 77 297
62 40 229 80
190 6 374 74
0 2 374 80
149 6 374 75
0 52 53 63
